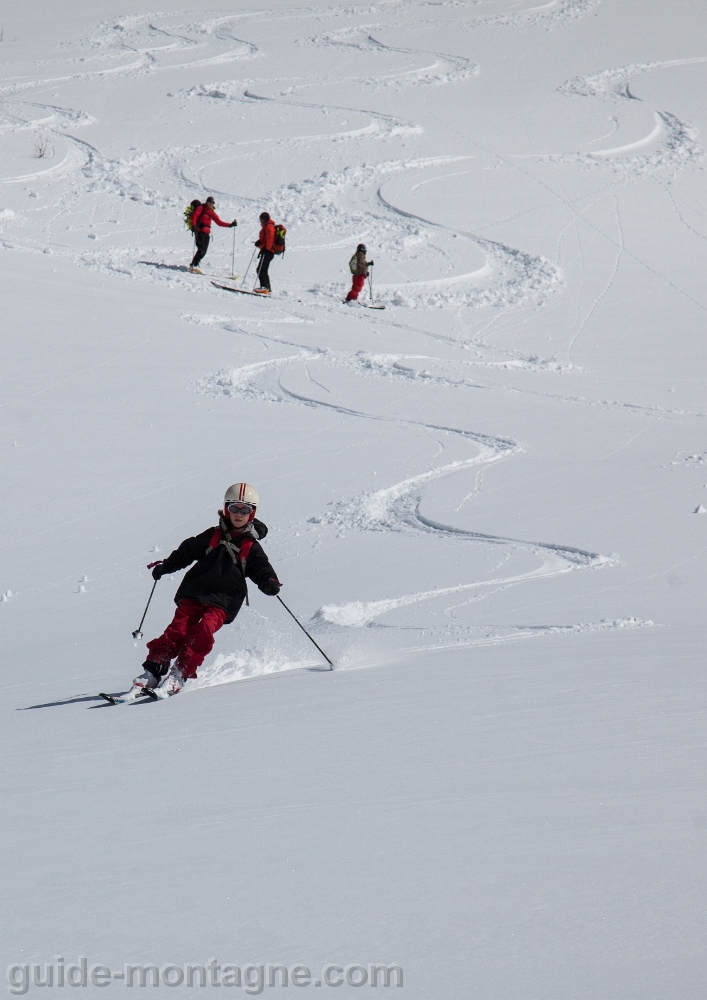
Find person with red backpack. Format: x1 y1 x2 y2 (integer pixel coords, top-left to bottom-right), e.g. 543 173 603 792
189 196 237 273
253 211 286 294
128 484 280 698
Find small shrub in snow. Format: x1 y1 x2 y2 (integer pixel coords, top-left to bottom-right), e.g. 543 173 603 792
33 135 53 159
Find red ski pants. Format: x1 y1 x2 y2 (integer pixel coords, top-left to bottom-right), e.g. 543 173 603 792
346 274 366 301
146 600 228 679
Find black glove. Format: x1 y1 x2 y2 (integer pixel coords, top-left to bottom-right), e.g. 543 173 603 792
151 562 167 581
230 220 237 227
259 577 281 596
369 261 374 266
254 240 260 247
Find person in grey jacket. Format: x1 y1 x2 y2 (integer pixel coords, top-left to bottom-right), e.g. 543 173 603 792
345 243 374 302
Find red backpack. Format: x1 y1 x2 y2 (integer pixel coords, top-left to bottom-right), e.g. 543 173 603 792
207 526 254 604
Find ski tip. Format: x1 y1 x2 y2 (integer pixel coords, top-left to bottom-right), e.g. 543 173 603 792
99 692 119 705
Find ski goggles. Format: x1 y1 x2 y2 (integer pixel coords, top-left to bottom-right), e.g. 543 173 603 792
226 502 255 516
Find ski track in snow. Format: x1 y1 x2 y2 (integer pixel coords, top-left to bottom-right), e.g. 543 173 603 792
189 81 422 141
188 313 706 419
471 0 601 30
258 158 562 309
391 616 653 653
65 13 262 73
306 0 602 33
192 650 322 690
0 10 561 315
549 59 706 176
299 25 479 88
0 2 665 661
185 615 652 690
342 350 707 417
0 14 261 122
560 57 707 102
195 345 617 639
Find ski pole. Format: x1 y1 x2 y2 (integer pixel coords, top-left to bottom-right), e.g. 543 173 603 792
132 579 158 639
277 595 334 669
242 247 257 287
231 225 237 279
368 268 374 306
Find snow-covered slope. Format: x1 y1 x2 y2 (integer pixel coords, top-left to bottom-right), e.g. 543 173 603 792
2 1 705 997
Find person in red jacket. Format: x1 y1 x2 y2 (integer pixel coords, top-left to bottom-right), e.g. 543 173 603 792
189 196 237 272
254 211 275 293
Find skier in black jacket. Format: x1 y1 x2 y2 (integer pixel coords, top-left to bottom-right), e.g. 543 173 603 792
131 483 280 697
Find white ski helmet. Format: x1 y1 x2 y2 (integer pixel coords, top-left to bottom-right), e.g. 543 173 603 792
224 483 259 509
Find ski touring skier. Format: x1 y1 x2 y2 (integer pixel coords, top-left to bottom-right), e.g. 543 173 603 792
127 484 281 700
345 244 374 303
189 196 237 273
254 212 276 294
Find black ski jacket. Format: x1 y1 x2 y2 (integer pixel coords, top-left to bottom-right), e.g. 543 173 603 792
159 519 277 622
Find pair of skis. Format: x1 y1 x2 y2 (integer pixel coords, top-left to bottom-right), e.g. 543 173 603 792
99 687 173 705
344 299 386 310
212 282 270 297
189 270 240 280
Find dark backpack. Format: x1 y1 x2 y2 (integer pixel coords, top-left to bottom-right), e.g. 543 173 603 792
184 200 201 232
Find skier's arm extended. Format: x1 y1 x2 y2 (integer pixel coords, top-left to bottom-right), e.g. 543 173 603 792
211 211 233 228
154 528 214 577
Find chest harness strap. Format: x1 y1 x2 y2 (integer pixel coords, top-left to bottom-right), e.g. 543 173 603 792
207 523 255 606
